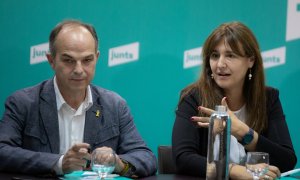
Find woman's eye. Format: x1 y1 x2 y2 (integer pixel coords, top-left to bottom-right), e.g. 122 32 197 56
210 53 219 59
228 54 234 58
226 53 237 59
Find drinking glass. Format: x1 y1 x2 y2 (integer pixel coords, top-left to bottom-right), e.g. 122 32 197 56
246 152 269 180
92 149 116 179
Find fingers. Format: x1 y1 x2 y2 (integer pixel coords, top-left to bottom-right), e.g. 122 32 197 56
260 165 280 180
73 144 91 160
221 97 228 108
263 173 276 180
192 99 229 128
93 147 115 161
191 106 213 128
95 146 112 151
191 116 210 128
71 143 90 152
190 116 209 123
198 106 214 116
114 154 125 173
62 143 91 174
62 155 89 174
92 147 116 171
68 143 90 158
267 165 281 178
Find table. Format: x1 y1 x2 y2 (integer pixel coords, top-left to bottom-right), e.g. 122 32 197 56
1 172 299 180
0 172 203 180
0 172 58 180
138 174 203 180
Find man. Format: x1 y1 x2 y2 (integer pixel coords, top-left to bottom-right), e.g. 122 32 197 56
0 20 157 178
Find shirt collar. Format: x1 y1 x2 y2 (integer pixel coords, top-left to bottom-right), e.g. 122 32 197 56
53 76 93 111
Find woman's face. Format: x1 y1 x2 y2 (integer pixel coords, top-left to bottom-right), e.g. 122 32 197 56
209 39 254 92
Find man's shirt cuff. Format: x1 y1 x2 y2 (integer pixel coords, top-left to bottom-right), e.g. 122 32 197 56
53 155 64 175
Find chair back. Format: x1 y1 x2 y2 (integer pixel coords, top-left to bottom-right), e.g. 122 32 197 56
158 145 177 174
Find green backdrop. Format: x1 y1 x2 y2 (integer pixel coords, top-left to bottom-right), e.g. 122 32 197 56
1 0 299 169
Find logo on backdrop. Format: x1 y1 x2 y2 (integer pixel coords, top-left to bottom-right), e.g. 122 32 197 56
108 42 139 67
262 46 286 69
182 46 287 69
183 1 300 70
286 0 300 41
183 47 202 69
30 42 49 64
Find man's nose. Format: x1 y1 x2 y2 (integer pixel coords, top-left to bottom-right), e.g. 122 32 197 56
74 62 83 74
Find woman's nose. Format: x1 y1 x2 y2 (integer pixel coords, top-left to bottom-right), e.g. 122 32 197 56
216 56 226 68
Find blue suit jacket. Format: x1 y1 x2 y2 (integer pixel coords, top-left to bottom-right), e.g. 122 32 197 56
0 79 157 177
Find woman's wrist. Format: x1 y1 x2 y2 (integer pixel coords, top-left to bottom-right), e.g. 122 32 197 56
232 122 249 140
229 163 236 175
229 164 252 179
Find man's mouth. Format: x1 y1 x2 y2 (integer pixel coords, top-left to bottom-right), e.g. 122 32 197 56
71 78 84 81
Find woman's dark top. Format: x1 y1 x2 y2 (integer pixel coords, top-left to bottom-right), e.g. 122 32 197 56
172 87 297 177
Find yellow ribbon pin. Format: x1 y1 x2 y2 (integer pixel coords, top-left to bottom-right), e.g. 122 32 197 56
96 110 100 117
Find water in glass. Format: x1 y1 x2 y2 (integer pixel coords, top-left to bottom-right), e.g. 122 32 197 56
246 152 269 180
92 149 116 179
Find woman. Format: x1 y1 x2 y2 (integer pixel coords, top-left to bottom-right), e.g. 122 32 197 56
172 22 297 179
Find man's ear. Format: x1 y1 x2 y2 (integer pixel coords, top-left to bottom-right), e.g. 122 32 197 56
46 53 55 69
96 50 100 61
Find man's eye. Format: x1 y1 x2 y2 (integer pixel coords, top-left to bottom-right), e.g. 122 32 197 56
84 59 93 62
63 59 73 63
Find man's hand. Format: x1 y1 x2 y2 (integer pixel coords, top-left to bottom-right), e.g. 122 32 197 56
93 147 125 174
62 143 91 174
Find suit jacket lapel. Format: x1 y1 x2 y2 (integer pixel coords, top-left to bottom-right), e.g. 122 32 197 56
84 87 102 148
40 80 60 154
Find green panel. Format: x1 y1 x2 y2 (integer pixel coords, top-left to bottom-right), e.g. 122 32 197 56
0 0 299 169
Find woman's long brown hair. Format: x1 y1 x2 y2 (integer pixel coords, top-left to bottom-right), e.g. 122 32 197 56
181 22 267 133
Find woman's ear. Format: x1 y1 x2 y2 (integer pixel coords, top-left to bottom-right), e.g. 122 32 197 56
248 56 255 68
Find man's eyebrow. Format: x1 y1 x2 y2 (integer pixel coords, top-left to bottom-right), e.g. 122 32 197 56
61 54 73 58
84 54 94 58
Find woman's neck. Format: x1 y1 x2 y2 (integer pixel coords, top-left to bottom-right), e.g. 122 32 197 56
224 88 245 111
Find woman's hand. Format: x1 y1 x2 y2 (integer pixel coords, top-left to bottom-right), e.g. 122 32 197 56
262 165 281 180
190 105 213 128
190 97 241 129
220 97 249 139
229 164 280 180
191 97 250 140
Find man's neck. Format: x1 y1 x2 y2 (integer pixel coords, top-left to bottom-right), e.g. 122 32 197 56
61 90 86 110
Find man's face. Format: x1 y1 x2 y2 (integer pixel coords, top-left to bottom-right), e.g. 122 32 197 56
47 26 99 96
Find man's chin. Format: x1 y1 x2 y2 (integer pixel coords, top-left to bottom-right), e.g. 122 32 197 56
70 85 87 92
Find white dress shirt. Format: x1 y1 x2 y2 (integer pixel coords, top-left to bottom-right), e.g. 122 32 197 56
53 76 93 174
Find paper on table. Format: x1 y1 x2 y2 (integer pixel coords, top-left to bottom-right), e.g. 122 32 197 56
81 171 97 176
82 171 119 178
281 168 300 177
